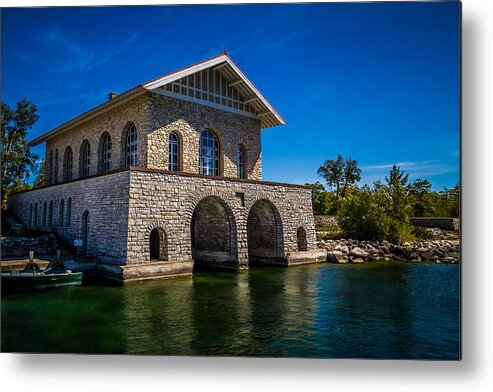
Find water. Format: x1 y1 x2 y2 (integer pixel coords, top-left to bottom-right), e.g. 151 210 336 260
1 262 460 359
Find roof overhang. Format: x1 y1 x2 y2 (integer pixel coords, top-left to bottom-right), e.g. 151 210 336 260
28 53 285 147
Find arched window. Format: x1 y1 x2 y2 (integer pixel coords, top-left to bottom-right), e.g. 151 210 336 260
199 130 220 176
236 144 245 179
48 200 53 227
42 201 47 226
34 203 38 226
64 147 73 181
125 124 138 166
101 133 112 173
169 132 180 171
81 141 91 177
67 198 72 225
54 149 59 184
59 199 65 226
29 203 33 227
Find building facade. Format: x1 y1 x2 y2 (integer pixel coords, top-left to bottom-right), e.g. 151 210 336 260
8 52 324 282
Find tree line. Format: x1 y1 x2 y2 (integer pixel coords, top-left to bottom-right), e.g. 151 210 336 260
307 155 460 243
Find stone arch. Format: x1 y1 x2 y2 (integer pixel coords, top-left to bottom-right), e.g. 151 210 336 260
48 200 54 227
199 128 223 176
79 139 91 177
149 227 169 261
63 146 74 181
42 201 47 226
144 221 174 262
33 202 39 226
168 130 183 171
297 226 308 251
98 131 113 173
81 210 90 256
190 195 238 267
247 198 285 264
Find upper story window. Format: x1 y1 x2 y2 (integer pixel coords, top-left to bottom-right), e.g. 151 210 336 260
125 124 138 166
236 144 245 179
101 133 112 173
81 141 91 177
48 151 53 184
199 130 219 176
54 149 59 184
64 147 73 181
169 132 180 171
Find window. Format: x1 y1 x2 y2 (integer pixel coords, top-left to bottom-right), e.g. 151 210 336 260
169 132 180 171
48 200 53 226
54 149 59 184
81 141 91 177
59 199 65 226
125 124 138 166
67 198 72 225
48 151 53 184
65 147 73 181
199 130 219 176
42 201 47 226
101 133 112 173
34 203 38 226
236 144 245 179
29 203 33 226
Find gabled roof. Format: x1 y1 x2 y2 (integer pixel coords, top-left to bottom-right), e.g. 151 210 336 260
28 51 286 147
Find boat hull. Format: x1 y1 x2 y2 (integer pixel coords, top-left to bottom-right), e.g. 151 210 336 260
1 271 83 292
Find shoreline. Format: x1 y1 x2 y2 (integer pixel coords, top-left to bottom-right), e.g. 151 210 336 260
318 238 460 264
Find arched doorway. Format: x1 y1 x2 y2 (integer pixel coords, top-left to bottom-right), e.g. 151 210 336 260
297 226 308 251
247 199 284 265
149 227 168 261
81 210 89 256
191 196 237 267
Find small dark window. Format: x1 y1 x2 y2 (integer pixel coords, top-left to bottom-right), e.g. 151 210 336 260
48 200 53 226
59 199 65 226
67 198 72 225
236 144 245 179
102 133 112 173
65 147 73 181
82 142 91 177
125 124 138 166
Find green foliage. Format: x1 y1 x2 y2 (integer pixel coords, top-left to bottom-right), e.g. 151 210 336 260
337 165 413 243
317 154 361 211
411 226 436 240
406 179 460 218
1 99 39 203
305 182 337 215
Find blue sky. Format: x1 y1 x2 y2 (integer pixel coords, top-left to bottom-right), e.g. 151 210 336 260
1 2 460 190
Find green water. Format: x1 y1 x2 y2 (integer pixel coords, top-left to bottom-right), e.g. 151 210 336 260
1 262 460 359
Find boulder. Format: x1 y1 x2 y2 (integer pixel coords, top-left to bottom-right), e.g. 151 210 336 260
327 250 347 264
350 246 369 259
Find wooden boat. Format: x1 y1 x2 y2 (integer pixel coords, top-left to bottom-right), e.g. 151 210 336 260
1 269 83 292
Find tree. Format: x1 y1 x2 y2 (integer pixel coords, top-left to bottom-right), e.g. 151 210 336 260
407 178 433 217
305 182 337 215
1 99 39 202
317 154 361 210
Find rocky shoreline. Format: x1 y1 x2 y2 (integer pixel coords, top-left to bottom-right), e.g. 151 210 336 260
318 238 460 264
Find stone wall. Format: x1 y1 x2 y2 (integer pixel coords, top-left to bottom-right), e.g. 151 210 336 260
410 217 459 231
146 93 262 179
1 234 57 258
126 169 316 268
7 170 131 264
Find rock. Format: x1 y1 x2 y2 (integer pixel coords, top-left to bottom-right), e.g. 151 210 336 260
350 246 369 259
327 250 347 264
352 258 365 263
334 243 349 254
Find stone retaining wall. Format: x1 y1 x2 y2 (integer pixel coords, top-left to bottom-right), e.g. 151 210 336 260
410 217 459 231
1 234 57 258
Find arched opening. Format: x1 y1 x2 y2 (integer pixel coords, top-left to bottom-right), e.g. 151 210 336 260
80 140 91 177
59 199 65 226
199 129 220 176
54 149 59 184
168 131 180 171
124 123 138 167
67 198 72 225
191 196 237 267
236 144 245 179
42 201 47 226
247 199 284 265
48 200 54 227
99 132 112 173
297 226 308 251
64 146 73 181
149 227 168 261
81 210 89 256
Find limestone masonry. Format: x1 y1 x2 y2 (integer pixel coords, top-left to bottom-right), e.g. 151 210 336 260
8 52 323 281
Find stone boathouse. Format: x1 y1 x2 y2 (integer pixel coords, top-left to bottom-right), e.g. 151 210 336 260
7 51 324 282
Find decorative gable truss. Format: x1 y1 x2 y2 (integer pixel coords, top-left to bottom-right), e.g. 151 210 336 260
144 53 285 128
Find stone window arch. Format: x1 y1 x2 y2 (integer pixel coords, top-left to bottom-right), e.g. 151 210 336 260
168 131 180 171
297 226 308 251
80 140 91 177
199 129 220 176
236 144 245 179
42 201 47 226
59 198 65 226
124 123 138 167
48 200 54 227
81 210 89 256
34 202 38 226
64 146 74 181
99 132 112 173
67 197 72 226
